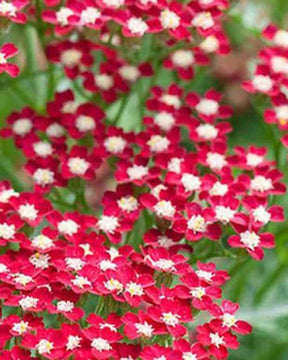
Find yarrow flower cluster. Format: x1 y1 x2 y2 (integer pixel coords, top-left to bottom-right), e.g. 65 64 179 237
0 1 286 359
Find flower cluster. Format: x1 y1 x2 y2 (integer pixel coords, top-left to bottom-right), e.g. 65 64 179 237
0 1 286 359
243 23 288 151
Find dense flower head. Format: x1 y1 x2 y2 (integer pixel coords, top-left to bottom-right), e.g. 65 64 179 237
0 1 286 359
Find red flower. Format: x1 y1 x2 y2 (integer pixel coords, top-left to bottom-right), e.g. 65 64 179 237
0 43 19 77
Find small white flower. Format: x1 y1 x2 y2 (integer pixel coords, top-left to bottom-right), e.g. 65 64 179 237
275 105 288 121
71 275 91 289
0 2 17 16
253 206 271 224
192 12 214 29
76 115 96 132
190 286 206 299
19 296 38 310
117 196 138 212
154 112 175 131
222 313 237 328
271 56 288 74
274 30 288 48
99 259 116 271
29 253 50 269
200 35 219 53
65 257 85 271
246 153 263 167
62 101 78 114
161 94 181 108
209 181 228 196
181 173 201 192
57 300 74 312
206 152 227 170
168 157 183 173
0 189 18 203
215 206 235 224
125 282 144 296
196 99 219 116
33 141 53 157
46 123 65 137
158 235 174 248
196 269 212 282
196 124 218 140
12 321 29 335
66 335 81 351
32 234 53 250
119 65 140 82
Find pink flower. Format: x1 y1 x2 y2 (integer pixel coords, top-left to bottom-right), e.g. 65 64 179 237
0 43 19 77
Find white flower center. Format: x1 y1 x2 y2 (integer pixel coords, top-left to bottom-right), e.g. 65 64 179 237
253 206 271 224
151 184 167 198
154 112 175 131
187 215 206 232
62 101 78 114
210 332 225 348
192 12 214 29
158 235 174 248
68 157 90 175
19 296 38 310
95 74 114 90
13 273 33 286
148 135 170 152
65 257 85 271
200 35 219 52
32 234 53 250
240 230 260 250
91 338 111 351
135 322 154 337
271 56 288 74
56 7 74 26
152 258 175 271
196 99 219 116
71 275 91 289
46 123 65 137
33 169 55 185
58 219 79 235
18 204 38 221
154 200 175 218
0 2 17 16
12 118 32 135
127 165 148 180
196 269 212 281
274 30 288 48
99 260 116 271
57 300 74 312
0 263 8 273
118 196 138 212
76 115 95 132
119 65 140 82
103 0 124 7
196 124 218 140
160 9 180 29
275 105 288 120
181 173 201 192
33 141 53 157
80 7 100 24
161 312 180 327
190 286 206 299
215 206 235 223
222 313 237 328
126 282 144 296
250 175 273 192
98 215 119 234
0 189 18 203
12 321 29 335
36 339 54 355
171 50 194 68
0 223 15 239
246 153 263 167
66 335 81 351
209 181 228 196
127 17 148 36
161 94 181 108
29 253 50 269
168 157 182 173
207 152 227 170
252 75 273 92
104 136 126 154
183 353 197 360
60 49 82 67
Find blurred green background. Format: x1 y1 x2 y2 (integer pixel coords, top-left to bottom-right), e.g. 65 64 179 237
0 0 288 359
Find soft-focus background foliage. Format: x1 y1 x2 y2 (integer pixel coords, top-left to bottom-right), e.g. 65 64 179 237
0 0 288 358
